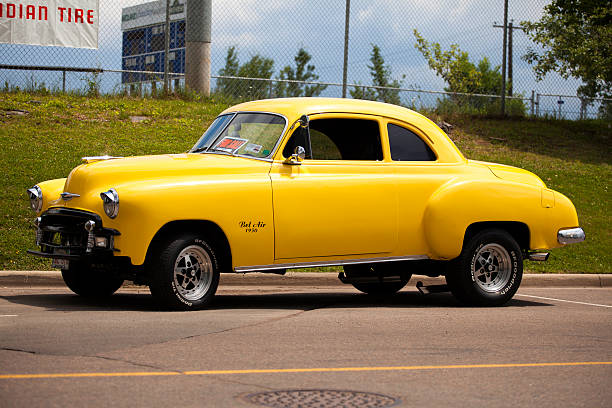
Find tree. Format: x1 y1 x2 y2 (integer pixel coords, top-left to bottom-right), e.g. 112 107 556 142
275 48 327 97
237 55 275 99
349 81 376 101
216 46 240 96
413 30 525 115
413 30 500 96
350 45 403 105
522 0 611 101
216 47 274 99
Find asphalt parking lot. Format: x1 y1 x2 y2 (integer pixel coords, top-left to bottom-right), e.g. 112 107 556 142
1 275 611 407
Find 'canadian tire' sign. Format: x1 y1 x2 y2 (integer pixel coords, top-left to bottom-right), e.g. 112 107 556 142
0 1 98 48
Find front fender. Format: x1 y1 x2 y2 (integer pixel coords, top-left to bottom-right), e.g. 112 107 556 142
36 178 67 214
102 175 274 267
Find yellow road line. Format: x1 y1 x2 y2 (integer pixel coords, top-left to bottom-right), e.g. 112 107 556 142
1 361 611 380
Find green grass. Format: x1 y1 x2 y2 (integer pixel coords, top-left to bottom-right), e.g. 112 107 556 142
1 92 610 273
442 114 611 273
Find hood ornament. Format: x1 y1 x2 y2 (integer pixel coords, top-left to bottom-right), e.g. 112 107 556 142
81 156 123 164
60 192 80 201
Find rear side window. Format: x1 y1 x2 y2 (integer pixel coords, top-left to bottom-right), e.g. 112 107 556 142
387 123 436 161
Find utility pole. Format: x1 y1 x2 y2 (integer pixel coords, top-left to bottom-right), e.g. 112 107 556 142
163 0 170 95
500 0 508 116
185 0 212 96
494 19 523 96
342 0 351 98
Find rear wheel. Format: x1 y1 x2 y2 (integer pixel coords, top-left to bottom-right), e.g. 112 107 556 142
61 263 124 298
446 229 522 306
343 263 411 295
148 234 220 310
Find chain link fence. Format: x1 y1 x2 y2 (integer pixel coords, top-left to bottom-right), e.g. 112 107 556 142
1 0 609 120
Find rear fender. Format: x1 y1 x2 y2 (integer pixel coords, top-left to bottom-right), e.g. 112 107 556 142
423 179 541 259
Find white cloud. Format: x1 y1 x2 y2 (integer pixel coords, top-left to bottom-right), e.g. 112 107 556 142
4 0 582 97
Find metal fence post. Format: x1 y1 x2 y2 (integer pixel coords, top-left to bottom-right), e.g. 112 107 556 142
164 0 170 95
500 0 508 116
342 0 351 98
62 70 66 93
530 90 534 116
536 93 540 117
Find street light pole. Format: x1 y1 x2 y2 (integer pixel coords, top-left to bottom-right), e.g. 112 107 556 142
185 0 211 96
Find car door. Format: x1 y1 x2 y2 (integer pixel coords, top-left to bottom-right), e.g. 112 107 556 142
270 114 399 261
385 119 456 256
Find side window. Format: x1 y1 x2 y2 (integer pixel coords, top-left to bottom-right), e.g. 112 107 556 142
310 118 383 160
387 123 436 161
282 127 311 158
310 128 342 160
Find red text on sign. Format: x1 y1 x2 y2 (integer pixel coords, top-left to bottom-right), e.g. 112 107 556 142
58 7 95 24
0 3 95 24
0 3 48 21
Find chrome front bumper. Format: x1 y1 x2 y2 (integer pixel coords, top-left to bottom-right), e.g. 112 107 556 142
557 227 586 245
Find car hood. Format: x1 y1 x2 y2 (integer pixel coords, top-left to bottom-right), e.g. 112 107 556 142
469 160 546 188
55 153 271 210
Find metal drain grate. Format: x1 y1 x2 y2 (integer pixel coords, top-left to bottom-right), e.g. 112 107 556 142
243 389 399 408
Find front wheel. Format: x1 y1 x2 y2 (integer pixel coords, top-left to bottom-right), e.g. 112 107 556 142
61 264 124 298
446 229 522 306
148 234 220 310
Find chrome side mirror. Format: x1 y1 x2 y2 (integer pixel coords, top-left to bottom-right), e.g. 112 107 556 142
285 146 306 165
298 115 309 128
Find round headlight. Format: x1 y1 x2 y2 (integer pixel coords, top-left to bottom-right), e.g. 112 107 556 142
100 188 119 219
27 185 43 212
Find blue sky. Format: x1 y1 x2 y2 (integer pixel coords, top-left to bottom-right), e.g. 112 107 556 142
1 0 583 105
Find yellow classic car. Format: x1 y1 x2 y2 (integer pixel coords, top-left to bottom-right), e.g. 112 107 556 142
27 98 585 309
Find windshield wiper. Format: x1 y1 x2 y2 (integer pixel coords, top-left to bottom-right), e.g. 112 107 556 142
190 146 209 153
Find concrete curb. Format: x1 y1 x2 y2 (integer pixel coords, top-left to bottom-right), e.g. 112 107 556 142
0 271 610 288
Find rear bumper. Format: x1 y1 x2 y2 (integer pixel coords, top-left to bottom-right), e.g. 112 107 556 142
557 227 585 245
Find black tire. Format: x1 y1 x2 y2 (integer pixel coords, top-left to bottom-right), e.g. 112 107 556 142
343 263 411 295
61 263 124 298
148 234 220 310
446 229 523 306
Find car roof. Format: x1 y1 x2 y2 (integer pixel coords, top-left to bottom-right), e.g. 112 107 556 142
220 98 466 163
223 97 425 121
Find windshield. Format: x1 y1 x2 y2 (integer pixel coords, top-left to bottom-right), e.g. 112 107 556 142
191 113 287 159
191 114 234 152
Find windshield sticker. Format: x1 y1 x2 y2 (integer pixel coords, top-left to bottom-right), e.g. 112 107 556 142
244 143 263 154
214 137 248 153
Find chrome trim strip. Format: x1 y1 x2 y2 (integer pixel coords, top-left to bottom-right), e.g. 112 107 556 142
557 227 586 245
234 255 429 272
82 156 123 164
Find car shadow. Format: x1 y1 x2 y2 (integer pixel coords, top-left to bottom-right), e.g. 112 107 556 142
0 289 551 312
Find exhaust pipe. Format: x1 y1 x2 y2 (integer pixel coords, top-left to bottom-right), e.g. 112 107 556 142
528 252 549 262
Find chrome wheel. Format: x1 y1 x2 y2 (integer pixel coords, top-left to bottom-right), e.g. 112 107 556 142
471 243 512 293
173 245 213 301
